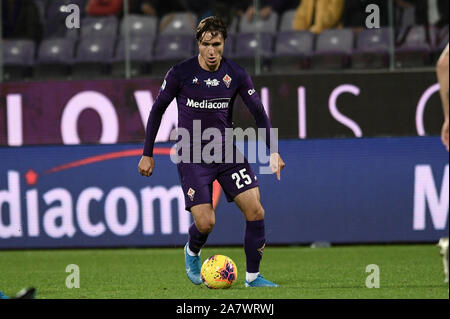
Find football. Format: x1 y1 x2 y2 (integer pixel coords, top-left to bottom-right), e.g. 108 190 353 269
200 255 238 289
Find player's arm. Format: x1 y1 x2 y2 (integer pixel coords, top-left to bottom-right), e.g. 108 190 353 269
138 69 180 177
437 43 449 151
238 74 285 180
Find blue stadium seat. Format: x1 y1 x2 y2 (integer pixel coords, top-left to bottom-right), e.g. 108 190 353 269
80 16 119 39
430 25 449 60
352 28 391 69
159 12 197 35
238 13 278 34
311 28 354 69
72 37 115 79
112 36 154 77
279 9 296 32
33 38 75 79
152 34 194 76
2 40 36 81
227 17 239 35
272 31 314 73
120 14 158 38
229 33 274 74
223 34 235 57
395 25 431 68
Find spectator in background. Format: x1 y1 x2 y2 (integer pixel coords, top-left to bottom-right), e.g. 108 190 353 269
128 0 184 18
1 0 42 42
179 0 212 22
394 0 448 47
86 0 123 16
395 0 449 27
240 0 299 22
207 0 245 27
292 0 345 34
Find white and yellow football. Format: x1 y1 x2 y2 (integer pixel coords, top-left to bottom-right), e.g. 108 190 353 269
200 255 237 289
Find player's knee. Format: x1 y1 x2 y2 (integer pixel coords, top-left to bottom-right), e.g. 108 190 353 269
247 206 265 221
197 218 215 234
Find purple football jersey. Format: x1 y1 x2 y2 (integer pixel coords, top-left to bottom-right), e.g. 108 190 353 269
143 56 274 158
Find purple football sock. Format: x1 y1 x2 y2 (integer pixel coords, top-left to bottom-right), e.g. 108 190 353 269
188 223 209 254
244 219 266 273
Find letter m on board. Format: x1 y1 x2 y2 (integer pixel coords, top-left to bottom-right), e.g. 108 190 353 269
413 165 449 230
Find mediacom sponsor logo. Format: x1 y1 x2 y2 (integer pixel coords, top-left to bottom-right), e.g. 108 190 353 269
0 148 222 240
186 98 230 109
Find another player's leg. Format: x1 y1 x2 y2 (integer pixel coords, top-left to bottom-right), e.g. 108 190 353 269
438 237 449 283
185 203 215 285
234 187 279 287
0 287 35 299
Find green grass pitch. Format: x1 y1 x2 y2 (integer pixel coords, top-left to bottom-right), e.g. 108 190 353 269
0 244 448 299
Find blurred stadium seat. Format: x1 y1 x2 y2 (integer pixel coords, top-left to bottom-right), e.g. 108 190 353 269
120 14 158 38
239 13 278 34
159 12 197 35
112 36 154 77
72 37 115 79
227 17 239 35
352 28 391 69
395 25 431 68
430 25 449 60
33 38 75 80
152 35 194 76
80 16 119 39
230 33 274 74
279 10 296 32
271 31 314 73
223 34 235 58
1 40 36 81
311 29 354 70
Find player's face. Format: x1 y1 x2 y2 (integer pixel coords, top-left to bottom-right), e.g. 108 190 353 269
198 31 224 71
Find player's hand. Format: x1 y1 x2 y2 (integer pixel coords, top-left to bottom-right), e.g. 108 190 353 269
442 118 449 151
270 153 286 181
138 156 154 177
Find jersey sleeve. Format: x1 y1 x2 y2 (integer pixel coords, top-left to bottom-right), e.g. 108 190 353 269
143 67 180 156
238 71 277 153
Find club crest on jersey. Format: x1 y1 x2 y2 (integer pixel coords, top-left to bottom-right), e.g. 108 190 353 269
204 78 219 87
187 188 195 201
223 74 232 88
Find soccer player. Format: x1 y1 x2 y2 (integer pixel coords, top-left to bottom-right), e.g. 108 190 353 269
0 287 36 299
437 43 449 151
138 16 285 287
436 43 449 283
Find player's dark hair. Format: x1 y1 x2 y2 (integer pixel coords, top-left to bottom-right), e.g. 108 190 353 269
196 16 228 42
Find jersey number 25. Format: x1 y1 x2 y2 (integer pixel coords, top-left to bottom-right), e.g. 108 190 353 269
231 168 252 189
